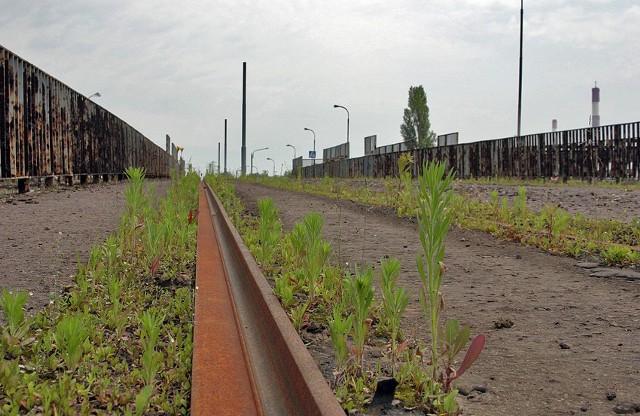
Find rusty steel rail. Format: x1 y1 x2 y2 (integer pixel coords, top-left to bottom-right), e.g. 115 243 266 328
192 182 344 416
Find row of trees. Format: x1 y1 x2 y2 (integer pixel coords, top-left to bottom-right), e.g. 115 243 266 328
401 85 436 149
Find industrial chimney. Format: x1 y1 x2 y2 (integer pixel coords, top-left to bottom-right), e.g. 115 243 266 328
591 82 600 127
552 119 557 132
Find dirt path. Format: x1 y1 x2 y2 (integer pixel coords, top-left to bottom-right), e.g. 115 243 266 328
338 178 640 223
0 179 170 314
235 181 640 416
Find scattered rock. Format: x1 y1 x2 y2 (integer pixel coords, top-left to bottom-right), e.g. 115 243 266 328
576 262 600 269
516 254 522 259
590 269 621 278
494 318 514 329
472 385 489 393
304 321 323 334
590 268 640 280
458 387 470 396
606 392 617 401
617 270 640 280
580 404 589 412
559 342 571 349
613 402 640 414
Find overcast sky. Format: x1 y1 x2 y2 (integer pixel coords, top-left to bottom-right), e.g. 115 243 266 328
1 1 638 174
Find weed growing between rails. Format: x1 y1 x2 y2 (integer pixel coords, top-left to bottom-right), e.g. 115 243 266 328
212 170 486 415
245 168 640 268
450 187 640 266
414 162 485 414
0 168 198 415
395 152 417 217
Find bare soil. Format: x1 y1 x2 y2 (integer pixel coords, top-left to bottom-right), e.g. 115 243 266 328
234 180 640 416
0 180 170 315
2 178 638 415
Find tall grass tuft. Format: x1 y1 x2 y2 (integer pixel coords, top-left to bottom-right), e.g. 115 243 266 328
257 198 282 267
54 313 91 371
344 266 375 370
0 289 29 335
379 258 409 374
415 162 454 384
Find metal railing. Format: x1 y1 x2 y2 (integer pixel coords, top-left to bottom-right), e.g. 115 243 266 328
1 45 177 184
302 122 640 181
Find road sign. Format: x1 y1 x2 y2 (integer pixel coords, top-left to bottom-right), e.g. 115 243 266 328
309 151 316 159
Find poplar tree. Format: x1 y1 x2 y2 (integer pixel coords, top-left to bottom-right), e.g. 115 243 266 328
400 85 436 149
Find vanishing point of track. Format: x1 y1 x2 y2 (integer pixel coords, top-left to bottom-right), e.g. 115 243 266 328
191 182 344 415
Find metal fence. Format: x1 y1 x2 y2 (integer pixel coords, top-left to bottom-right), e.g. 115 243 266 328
1 45 177 184
302 122 640 181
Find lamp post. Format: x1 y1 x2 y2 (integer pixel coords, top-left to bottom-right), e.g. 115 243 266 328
303 127 316 156
88 92 101 99
517 0 523 138
251 147 269 175
286 144 297 159
266 157 276 176
333 104 350 144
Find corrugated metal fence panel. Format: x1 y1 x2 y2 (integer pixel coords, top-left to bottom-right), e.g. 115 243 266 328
302 122 640 181
0 47 6 177
0 45 173 179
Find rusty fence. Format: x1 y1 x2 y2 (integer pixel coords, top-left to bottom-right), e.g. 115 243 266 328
1 45 177 189
302 122 640 181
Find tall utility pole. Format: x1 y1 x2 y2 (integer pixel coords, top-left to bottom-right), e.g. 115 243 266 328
517 0 524 138
218 142 221 174
224 119 228 174
241 62 247 175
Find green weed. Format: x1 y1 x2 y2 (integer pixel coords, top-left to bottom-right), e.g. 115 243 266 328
54 313 91 371
0 289 29 335
256 197 282 267
344 266 375 370
328 305 353 371
379 257 408 374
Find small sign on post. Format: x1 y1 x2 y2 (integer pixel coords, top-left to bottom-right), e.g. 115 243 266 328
309 151 316 159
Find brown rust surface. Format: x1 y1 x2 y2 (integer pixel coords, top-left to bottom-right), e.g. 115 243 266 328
192 183 261 416
0 45 176 180
194 183 344 415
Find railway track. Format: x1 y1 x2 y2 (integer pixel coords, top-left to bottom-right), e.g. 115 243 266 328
191 182 344 415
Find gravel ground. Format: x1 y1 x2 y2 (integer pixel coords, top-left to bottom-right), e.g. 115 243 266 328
235 180 640 416
0 179 170 314
2 178 638 415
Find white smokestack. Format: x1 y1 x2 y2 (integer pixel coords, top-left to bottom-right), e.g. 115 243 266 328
592 82 600 127
552 119 557 132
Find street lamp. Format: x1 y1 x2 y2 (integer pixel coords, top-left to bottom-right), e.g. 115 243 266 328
286 144 297 159
251 147 269 175
266 157 276 176
88 92 101 99
517 0 523 138
303 127 316 157
333 104 350 144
